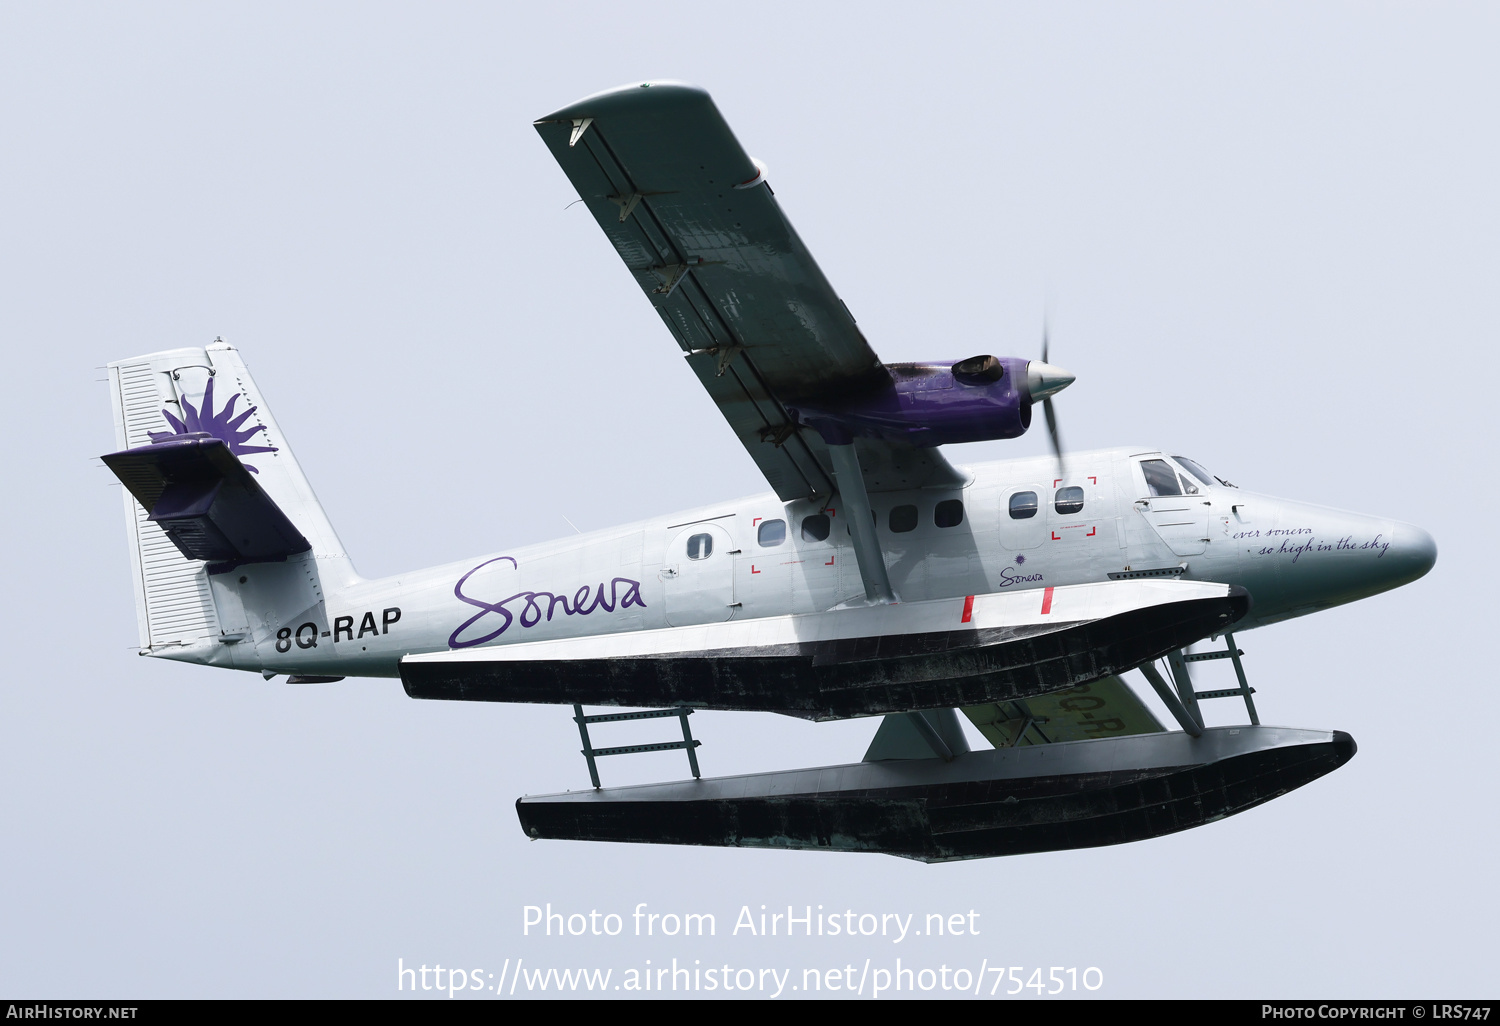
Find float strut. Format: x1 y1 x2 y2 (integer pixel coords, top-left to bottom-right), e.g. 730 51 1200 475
1138 662 1203 737
1166 649 1203 727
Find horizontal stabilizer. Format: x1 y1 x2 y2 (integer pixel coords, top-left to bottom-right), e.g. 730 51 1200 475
102 433 310 564
517 726 1356 861
402 579 1249 719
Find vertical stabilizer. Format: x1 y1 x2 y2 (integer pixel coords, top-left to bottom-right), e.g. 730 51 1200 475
107 341 355 665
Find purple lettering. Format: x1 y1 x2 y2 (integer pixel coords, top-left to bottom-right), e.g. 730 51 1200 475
998 566 1045 588
447 557 649 649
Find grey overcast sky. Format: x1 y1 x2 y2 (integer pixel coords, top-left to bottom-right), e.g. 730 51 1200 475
2 1 1495 999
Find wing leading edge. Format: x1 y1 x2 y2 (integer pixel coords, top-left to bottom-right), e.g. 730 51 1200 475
536 81 964 500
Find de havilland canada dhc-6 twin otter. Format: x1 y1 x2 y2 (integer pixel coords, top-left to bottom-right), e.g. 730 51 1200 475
102 82 1436 862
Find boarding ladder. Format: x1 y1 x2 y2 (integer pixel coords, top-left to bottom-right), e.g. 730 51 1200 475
572 705 702 789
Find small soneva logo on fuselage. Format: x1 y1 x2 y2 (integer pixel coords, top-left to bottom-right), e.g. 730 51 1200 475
998 566 1045 587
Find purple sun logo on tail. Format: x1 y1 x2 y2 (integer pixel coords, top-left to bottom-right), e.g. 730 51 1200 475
1014 554 1026 565
148 376 278 472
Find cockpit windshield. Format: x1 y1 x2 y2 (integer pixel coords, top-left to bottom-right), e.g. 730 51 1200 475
1173 457 1214 488
1173 456 1237 489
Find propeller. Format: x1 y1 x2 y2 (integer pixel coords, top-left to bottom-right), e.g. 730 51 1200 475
1027 320 1075 479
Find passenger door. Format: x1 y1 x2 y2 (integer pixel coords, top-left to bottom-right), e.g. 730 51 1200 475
662 521 736 626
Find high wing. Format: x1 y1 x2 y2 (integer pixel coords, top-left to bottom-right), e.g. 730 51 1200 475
535 81 964 500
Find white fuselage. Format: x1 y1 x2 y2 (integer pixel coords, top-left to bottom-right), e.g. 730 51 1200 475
167 447 1435 681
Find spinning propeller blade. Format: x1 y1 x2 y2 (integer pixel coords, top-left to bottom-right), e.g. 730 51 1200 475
1043 394 1064 473
1027 320 1074 477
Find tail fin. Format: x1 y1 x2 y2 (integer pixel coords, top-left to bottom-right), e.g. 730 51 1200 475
106 341 354 663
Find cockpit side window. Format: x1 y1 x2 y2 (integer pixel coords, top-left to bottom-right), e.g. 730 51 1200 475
1140 459 1184 497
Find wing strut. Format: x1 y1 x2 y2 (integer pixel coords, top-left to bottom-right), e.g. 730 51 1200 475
827 442 897 604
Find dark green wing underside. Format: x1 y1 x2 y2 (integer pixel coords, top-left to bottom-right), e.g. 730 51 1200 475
963 675 1166 747
536 82 963 499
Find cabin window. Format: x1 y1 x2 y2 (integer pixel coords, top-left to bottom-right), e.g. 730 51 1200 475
801 514 830 542
934 499 964 528
1054 486 1085 515
686 533 713 560
1008 491 1039 519
1140 459 1183 497
757 519 787 547
888 504 918 533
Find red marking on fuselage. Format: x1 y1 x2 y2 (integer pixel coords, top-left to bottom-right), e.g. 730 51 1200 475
750 565 760 574
1088 476 1097 484
824 556 835 566
1041 587 1055 614
1051 531 1062 541
752 517 762 526
1087 525 1097 537
1053 478 1061 488
961 595 975 623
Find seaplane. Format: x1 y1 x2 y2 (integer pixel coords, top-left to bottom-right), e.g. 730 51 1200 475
100 82 1436 861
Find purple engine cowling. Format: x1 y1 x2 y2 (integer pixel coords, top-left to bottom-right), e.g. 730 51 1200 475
788 355 1032 447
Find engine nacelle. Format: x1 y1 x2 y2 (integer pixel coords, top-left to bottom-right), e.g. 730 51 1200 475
788 355 1036 447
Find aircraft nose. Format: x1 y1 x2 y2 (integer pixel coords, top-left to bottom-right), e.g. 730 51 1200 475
1385 522 1437 587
